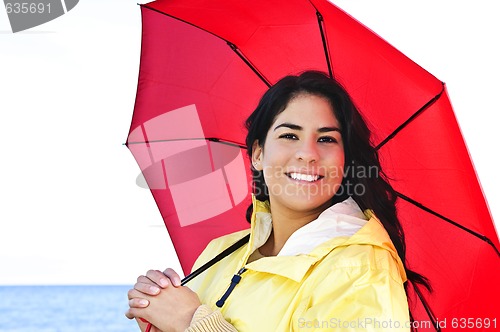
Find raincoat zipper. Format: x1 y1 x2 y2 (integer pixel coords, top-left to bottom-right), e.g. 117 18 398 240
216 267 247 308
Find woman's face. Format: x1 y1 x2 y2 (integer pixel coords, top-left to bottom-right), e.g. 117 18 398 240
252 93 345 215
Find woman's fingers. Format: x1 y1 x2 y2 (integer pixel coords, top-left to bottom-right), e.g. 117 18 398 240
126 268 182 328
128 289 150 307
134 281 161 296
163 267 181 287
145 269 173 288
125 307 141 319
124 309 134 320
125 307 148 320
126 289 150 320
128 297 149 308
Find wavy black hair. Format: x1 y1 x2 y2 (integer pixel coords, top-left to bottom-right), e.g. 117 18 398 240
245 70 430 301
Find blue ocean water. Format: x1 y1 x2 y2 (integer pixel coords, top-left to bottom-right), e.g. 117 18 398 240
0 285 138 332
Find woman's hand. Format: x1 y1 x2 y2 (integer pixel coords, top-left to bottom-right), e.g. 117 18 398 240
126 268 201 332
137 268 182 295
126 268 182 312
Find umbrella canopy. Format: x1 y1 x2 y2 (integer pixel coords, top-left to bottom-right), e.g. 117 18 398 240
126 0 500 330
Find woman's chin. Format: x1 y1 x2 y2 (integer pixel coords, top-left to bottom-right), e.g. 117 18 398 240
275 193 334 214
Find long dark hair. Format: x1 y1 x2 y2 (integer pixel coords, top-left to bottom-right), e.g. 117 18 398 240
244 71 430 295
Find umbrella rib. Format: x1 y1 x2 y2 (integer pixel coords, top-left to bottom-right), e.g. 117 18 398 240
126 137 247 150
412 282 441 331
315 11 334 78
141 4 232 44
227 42 271 88
375 83 445 151
141 5 271 88
396 191 500 257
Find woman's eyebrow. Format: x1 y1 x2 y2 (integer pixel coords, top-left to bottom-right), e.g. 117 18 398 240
274 123 302 131
318 126 341 133
274 122 341 133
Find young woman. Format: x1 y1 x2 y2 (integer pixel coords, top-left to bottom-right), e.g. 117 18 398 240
126 71 428 331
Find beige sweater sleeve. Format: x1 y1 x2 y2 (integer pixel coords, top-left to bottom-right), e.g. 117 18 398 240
185 305 238 332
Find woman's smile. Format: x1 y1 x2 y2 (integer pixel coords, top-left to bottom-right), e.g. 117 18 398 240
286 172 323 183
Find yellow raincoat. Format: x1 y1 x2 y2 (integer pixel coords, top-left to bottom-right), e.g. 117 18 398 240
187 198 410 331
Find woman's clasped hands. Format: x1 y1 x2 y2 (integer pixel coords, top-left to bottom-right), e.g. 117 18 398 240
126 268 201 332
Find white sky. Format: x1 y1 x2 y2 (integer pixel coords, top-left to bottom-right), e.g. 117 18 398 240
0 0 498 285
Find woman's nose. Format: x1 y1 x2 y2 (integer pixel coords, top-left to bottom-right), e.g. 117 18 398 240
295 139 319 163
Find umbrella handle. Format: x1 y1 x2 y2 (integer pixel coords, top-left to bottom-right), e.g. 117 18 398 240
139 318 152 332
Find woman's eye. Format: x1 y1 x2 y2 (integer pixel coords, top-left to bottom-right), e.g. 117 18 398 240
318 136 338 143
279 133 298 140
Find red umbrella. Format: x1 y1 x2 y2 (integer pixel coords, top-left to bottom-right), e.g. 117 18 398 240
126 0 500 330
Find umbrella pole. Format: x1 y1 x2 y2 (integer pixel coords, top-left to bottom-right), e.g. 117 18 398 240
180 234 250 286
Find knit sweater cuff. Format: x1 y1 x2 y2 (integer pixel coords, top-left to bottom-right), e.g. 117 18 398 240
185 305 237 332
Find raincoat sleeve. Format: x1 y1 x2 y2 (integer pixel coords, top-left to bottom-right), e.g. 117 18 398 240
185 304 238 332
290 246 410 332
184 232 246 332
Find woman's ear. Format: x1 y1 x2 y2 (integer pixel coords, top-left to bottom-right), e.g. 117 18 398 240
251 140 263 171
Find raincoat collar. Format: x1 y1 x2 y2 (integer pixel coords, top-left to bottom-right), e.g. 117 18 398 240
241 195 407 283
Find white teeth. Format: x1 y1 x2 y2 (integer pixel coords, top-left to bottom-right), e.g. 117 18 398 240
289 173 319 182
